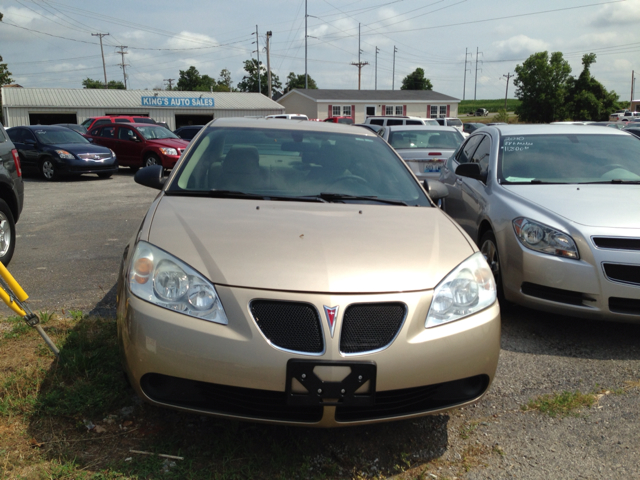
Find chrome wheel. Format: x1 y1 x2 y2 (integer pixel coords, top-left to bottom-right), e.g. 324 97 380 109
42 159 56 180
145 156 159 167
0 213 11 257
481 238 499 279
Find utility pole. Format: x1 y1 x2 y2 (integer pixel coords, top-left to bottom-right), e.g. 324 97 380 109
266 31 273 99
116 46 129 89
392 46 397 90
305 0 308 89
164 78 175 90
463 48 472 100
351 24 369 90
631 70 636 105
474 47 483 100
375 47 380 90
503 73 513 109
91 33 109 88
252 26 262 95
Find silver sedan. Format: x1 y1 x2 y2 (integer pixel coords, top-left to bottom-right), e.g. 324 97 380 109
439 124 640 322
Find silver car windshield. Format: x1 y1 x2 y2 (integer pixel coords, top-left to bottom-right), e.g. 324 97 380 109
388 130 462 150
500 134 640 184
170 126 430 205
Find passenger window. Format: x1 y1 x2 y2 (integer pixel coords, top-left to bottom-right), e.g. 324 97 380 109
406 120 422 125
386 119 403 126
456 135 483 164
471 137 491 173
369 119 384 126
100 127 116 138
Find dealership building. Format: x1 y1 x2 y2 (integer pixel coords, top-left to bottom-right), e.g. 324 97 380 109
0 87 285 130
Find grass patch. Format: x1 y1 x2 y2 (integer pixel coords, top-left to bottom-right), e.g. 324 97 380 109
522 390 597 417
2 315 31 339
459 99 521 114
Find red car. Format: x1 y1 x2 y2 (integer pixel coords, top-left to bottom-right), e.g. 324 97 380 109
81 115 157 132
88 123 188 170
323 116 354 125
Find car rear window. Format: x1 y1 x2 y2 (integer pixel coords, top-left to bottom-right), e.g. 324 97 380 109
500 133 640 184
169 126 430 206
447 119 463 127
388 130 463 150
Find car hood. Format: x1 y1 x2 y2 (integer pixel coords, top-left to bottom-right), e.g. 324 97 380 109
52 143 113 154
503 184 640 228
146 138 189 149
146 197 474 293
396 149 456 159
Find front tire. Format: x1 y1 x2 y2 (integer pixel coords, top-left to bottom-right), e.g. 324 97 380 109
0 199 16 266
41 158 58 181
480 230 505 304
144 155 160 168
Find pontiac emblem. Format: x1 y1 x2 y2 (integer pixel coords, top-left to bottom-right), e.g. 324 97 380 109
324 305 339 338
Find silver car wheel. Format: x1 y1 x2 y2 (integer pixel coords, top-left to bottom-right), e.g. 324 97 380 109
42 160 56 180
481 238 499 278
0 213 11 257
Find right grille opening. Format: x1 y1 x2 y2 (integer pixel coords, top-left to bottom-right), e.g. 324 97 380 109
250 300 323 353
593 237 640 251
609 297 640 315
340 303 406 354
521 282 590 306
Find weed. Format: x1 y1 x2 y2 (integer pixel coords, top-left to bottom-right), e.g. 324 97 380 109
2 315 30 339
459 421 480 439
38 310 57 324
68 310 85 321
522 390 596 417
492 445 505 456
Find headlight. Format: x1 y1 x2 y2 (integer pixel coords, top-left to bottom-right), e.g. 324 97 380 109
55 149 75 159
110 149 116 158
128 241 228 324
426 252 496 328
512 217 579 259
159 147 178 156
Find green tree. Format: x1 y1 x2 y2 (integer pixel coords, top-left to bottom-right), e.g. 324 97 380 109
237 59 282 96
565 54 622 121
218 68 234 91
176 66 229 92
400 68 433 91
283 72 318 93
82 78 125 89
513 51 572 123
0 12 10 124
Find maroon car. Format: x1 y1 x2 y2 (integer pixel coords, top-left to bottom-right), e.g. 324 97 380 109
88 123 188 170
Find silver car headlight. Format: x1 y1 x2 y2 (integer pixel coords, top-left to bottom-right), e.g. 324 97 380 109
512 217 579 259
426 252 496 328
128 241 228 324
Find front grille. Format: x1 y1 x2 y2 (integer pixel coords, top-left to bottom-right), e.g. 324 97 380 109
141 373 322 423
593 237 640 251
78 153 112 160
250 300 323 354
340 303 406 354
335 375 490 422
521 282 594 306
603 263 640 286
609 297 640 315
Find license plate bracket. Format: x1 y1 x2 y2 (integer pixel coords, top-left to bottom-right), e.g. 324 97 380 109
286 359 376 407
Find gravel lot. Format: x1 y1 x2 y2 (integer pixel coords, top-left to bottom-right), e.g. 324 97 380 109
7 171 640 479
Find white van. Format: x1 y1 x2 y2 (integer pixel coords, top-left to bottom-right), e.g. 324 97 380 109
266 114 309 121
364 116 439 127
434 117 464 134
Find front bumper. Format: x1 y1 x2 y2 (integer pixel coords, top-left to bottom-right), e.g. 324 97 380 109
58 157 119 175
118 285 501 427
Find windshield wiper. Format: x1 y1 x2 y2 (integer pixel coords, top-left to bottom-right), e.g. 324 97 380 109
579 180 640 184
316 192 408 205
209 190 331 202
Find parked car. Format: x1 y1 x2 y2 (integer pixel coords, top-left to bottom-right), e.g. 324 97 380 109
265 114 309 120
81 115 157 131
439 124 640 322
323 116 354 125
174 125 205 141
354 123 383 134
56 123 89 136
364 116 439 127
7 125 118 181
117 117 500 427
588 122 625 129
475 108 489 117
88 123 188 170
433 117 464 134
623 126 640 138
378 125 464 181
463 122 485 134
0 122 24 265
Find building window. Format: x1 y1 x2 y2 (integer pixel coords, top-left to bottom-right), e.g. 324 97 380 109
332 105 352 117
395 105 403 115
440 105 447 118
430 106 438 118
332 106 341 117
385 105 394 116
342 105 352 117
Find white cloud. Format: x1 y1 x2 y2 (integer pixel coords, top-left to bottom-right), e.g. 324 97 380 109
492 35 550 58
591 2 640 27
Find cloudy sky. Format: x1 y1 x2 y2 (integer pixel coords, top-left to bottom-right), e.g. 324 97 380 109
1 0 639 101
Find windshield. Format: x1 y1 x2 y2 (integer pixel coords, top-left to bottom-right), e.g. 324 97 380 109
500 134 640 183
388 130 463 150
35 129 89 145
136 126 179 140
169 126 430 206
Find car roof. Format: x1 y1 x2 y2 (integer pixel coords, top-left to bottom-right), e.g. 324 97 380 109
210 117 372 135
384 125 460 132
20 125 69 131
481 124 630 136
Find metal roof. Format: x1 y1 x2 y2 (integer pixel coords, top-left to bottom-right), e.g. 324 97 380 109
279 89 460 103
1 88 284 110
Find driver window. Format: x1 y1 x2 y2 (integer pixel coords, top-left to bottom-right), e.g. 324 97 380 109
456 134 483 164
118 128 135 141
471 136 491 172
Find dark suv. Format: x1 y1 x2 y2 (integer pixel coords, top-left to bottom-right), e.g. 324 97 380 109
0 122 25 265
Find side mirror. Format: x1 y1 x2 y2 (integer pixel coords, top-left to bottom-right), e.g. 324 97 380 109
422 179 449 201
455 163 487 183
134 165 166 190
